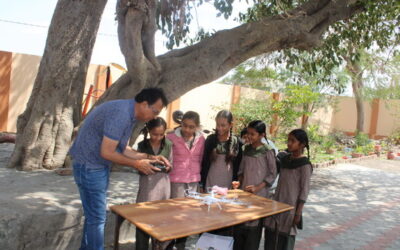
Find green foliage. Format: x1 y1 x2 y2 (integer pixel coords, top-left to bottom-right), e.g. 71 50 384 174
273 133 288 151
363 53 400 100
322 136 336 152
272 85 321 132
312 149 343 162
222 55 344 130
157 0 194 48
354 132 370 147
157 0 241 48
362 143 375 154
222 60 280 91
353 143 374 155
354 145 365 154
237 0 399 103
387 128 400 145
380 140 392 152
307 124 323 145
298 0 398 70
231 84 321 136
231 97 271 134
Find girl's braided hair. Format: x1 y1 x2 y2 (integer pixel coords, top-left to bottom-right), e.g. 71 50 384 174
214 110 235 163
289 128 310 158
141 117 167 153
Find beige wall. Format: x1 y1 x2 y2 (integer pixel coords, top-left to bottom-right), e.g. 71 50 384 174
377 100 400 136
240 86 269 100
82 65 127 112
3 50 399 137
5 52 112 132
308 105 335 135
331 96 372 134
83 64 102 109
8 53 41 132
179 83 233 130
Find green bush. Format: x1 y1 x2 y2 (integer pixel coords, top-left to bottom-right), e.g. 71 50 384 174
322 136 336 152
355 132 370 147
388 129 400 145
307 124 323 145
362 143 375 154
231 98 272 134
354 145 364 154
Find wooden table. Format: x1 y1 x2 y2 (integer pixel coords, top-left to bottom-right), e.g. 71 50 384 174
110 190 293 249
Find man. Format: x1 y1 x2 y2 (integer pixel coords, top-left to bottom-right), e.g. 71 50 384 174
69 87 170 250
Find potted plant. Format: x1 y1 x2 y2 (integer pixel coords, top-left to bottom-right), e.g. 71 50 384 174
352 146 364 158
322 137 336 154
363 143 375 155
374 144 382 152
387 150 396 160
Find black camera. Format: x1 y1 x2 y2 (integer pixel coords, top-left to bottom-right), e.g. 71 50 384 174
151 162 167 173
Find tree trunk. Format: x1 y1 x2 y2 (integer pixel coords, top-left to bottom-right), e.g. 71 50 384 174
346 57 365 133
10 0 363 170
352 68 365 133
301 102 317 129
301 114 310 129
8 0 107 170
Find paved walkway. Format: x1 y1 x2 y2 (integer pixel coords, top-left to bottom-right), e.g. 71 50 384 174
296 160 400 250
1 143 400 249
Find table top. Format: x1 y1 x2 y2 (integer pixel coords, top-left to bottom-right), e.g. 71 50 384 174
110 190 293 241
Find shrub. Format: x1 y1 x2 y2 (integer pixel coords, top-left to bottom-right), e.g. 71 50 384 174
388 129 400 145
307 124 323 145
355 132 370 147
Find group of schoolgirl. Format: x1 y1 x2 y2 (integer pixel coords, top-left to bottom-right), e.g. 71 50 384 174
135 109 312 250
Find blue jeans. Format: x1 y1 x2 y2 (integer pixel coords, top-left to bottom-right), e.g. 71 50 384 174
73 162 110 250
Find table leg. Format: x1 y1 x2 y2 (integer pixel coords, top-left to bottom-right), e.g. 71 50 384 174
113 213 125 250
274 219 279 250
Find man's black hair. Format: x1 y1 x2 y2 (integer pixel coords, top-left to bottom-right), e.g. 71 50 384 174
135 88 168 106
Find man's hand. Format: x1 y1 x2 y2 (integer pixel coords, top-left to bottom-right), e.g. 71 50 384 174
134 159 161 175
145 154 172 172
153 155 171 168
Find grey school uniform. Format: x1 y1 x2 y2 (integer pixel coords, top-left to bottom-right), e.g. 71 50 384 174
264 155 312 235
239 144 277 200
136 139 172 203
201 134 242 193
233 144 277 250
136 139 172 250
206 153 233 189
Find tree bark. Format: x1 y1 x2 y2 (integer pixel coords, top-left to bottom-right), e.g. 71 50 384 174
10 0 364 170
8 0 107 170
347 59 365 132
301 102 317 129
345 40 365 133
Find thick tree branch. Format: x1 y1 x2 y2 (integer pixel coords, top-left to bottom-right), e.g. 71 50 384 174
100 0 366 105
116 0 160 89
157 0 365 101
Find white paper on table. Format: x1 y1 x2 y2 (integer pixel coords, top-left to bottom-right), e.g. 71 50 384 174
195 232 234 250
